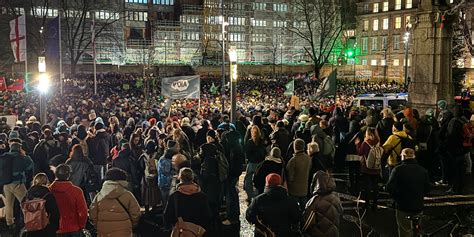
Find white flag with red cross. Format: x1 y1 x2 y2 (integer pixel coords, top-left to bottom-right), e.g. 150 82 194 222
9 15 27 63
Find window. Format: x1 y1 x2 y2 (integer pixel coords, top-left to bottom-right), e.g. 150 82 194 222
406 15 412 29
382 36 388 49
406 0 412 9
273 20 286 28
126 11 147 21
153 0 174 5
229 33 243 42
373 19 379 31
293 21 307 28
371 59 377 66
380 18 388 30
253 2 266 11
252 19 266 27
362 59 368 65
96 10 121 20
395 0 401 10
229 17 245 25
31 7 58 17
393 35 400 50
363 20 369 31
364 4 369 13
395 17 402 29
404 59 411 66
373 3 379 13
383 2 389 11
126 0 147 3
362 37 368 52
381 60 386 66
252 33 266 42
371 37 378 51
208 16 222 25
273 3 288 12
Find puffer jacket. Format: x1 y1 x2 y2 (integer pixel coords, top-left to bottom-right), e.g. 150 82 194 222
89 180 141 237
303 171 343 237
286 151 312 197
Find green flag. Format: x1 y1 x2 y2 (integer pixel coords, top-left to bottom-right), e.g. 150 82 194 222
314 69 337 100
284 80 294 96
210 82 219 95
123 84 130 90
135 78 143 88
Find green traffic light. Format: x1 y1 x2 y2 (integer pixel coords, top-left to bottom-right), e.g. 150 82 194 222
347 50 354 58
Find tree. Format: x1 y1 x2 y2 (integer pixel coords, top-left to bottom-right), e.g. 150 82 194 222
451 6 472 95
287 0 344 80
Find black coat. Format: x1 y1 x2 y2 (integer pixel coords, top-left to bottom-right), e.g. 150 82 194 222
65 157 97 192
112 149 140 188
387 159 430 213
181 125 196 147
246 186 302 237
446 117 465 157
376 118 395 144
245 139 266 164
88 130 111 165
24 185 60 237
270 128 291 157
253 160 284 194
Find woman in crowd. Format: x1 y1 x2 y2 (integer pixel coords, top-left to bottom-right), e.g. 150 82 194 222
244 125 267 202
356 127 381 209
65 144 98 203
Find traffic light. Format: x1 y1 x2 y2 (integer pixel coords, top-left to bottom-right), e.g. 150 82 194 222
346 49 354 58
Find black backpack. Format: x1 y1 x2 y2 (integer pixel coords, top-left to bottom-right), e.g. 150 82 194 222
395 135 417 161
0 153 14 186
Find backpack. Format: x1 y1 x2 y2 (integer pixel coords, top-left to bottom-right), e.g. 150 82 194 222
21 193 50 232
216 150 229 182
0 153 13 186
365 143 384 170
321 136 336 158
396 135 417 150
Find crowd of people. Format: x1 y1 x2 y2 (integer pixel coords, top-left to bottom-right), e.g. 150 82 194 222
0 72 470 237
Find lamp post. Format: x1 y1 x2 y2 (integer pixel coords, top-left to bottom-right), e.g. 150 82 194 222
280 43 283 78
229 47 238 124
164 36 167 64
37 73 50 124
403 31 410 88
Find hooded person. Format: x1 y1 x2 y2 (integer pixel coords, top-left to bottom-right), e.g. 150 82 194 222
89 168 141 237
253 147 285 194
164 168 212 231
303 171 343 237
246 173 302 237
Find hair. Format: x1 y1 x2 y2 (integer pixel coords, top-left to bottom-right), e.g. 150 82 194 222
319 120 328 129
105 168 128 181
32 173 49 186
55 164 72 181
365 127 380 144
250 125 262 144
69 144 85 160
307 142 320 155
178 167 194 183
381 108 394 119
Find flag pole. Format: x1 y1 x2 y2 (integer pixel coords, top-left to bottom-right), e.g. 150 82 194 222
92 13 97 95
59 11 63 95
24 16 28 83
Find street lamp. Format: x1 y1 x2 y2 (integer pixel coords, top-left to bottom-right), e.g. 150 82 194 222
37 73 50 124
229 47 238 124
403 31 410 87
280 43 283 77
164 36 167 64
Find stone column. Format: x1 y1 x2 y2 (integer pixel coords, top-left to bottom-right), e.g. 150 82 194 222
408 0 453 112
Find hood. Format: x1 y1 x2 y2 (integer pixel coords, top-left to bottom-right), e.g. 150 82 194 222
177 183 201 195
99 180 129 199
126 117 135 127
27 185 50 200
263 186 288 200
311 171 336 195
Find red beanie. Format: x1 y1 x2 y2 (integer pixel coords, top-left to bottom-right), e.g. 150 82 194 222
149 118 157 126
265 173 282 187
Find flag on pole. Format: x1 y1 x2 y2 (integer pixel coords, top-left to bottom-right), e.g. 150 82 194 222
284 80 294 96
46 16 60 61
314 69 337 100
210 82 219 95
9 15 26 62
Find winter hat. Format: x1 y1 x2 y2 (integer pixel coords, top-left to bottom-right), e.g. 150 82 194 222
206 130 218 140
95 117 104 126
437 100 447 110
0 133 7 142
26 116 37 125
276 120 285 128
265 173 282 187
9 130 20 140
9 142 21 152
293 138 305 152
425 109 435 118
15 120 23 127
119 139 128 147
145 140 157 153
181 117 191 127
269 147 282 159
167 140 178 149
149 118 157 127
298 114 309 123
105 168 128 181
95 122 105 130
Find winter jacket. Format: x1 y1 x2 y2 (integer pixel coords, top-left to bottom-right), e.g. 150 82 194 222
164 183 212 230
24 185 60 237
65 157 97 190
112 149 140 189
32 139 59 177
286 151 312 197
0 151 33 184
304 171 342 237
446 117 465 157
245 139 266 164
376 118 395 144
386 159 430 213
270 128 291 157
181 125 196 147
246 186 302 237
221 130 245 179
253 159 284 194
382 131 414 167
70 137 89 159
157 149 174 190
89 180 141 237
356 139 381 175
89 129 111 165
49 181 88 234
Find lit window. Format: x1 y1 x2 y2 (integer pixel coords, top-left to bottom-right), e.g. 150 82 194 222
406 0 412 9
363 20 369 31
273 3 288 12
152 0 174 5
373 3 379 13
253 2 266 11
395 17 402 29
395 0 401 10
406 15 412 29
381 60 386 66
393 59 400 66
362 37 368 52
383 18 389 30
383 2 389 11
373 19 379 31
371 59 377 66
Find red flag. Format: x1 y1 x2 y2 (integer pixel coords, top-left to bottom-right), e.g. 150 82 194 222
7 79 24 91
0 77 7 91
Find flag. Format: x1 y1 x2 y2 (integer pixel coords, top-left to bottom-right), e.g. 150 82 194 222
162 75 200 99
24 72 32 92
314 69 337 100
210 82 219 95
0 77 7 91
9 15 26 62
46 16 60 61
284 80 294 96
7 79 24 91
135 78 143 88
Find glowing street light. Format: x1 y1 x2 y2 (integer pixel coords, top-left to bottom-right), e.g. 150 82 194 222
403 31 410 87
229 47 238 124
37 72 50 124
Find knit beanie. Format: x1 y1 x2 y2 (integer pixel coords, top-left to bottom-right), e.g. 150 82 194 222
293 138 305 152
265 173 282 187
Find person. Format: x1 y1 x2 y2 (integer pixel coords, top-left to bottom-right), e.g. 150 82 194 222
65 144 98 203
356 127 381 209
139 140 162 213
158 140 178 206
342 121 362 195
49 164 88 237
246 173 302 237
244 125 267 202
386 148 430 237
253 147 285 195
0 142 34 229
269 121 291 158
382 122 415 170
286 138 311 208
32 129 59 180
164 168 212 231
112 143 141 194
307 142 326 196
445 106 468 194
23 173 60 237
88 122 111 181
303 171 342 237
89 168 141 237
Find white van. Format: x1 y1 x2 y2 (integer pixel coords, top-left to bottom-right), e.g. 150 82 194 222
351 93 408 110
